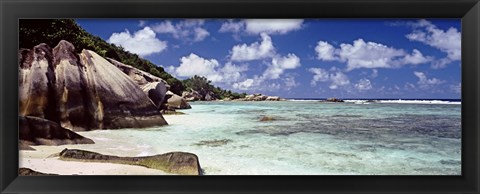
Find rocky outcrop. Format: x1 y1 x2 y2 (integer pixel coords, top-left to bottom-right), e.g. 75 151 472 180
19 116 94 146
19 168 57 175
59 148 202 175
160 110 186 115
204 91 217 101
193 139 232 147
141 82 167 109
325 98 344 102
108 58 170 107
259 116 276 122
266 96 281 101
182 89 202 101
107 58 169 86
19 40 168 131
235 93 285 101
182 89 217 101
165 91 191 109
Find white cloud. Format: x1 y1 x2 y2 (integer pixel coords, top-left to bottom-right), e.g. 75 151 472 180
166 65 176 75
401 49 433 65
314 39 432 71
221 62 249 73
267 83 282 91
406 19 461 62
283 74 299 89
108 27 167 57
262 54 301 80
219 19 303 35
394 85 401 91
231 54 301 91
450 83 461 94
219 19 245 33
413 71 445 89
309 67 350 89
174 53 219 78
404 82 416 90
169 53 248 83
233 78 256 90
151 20 210 42
218 62 249 83
244 19 303 35
329 71 350 89
309 68 329 86
226 26 302 91
355 78 372 91
430 58 454 69
194 27 210 42
152 20 176 33
138 20 147 27
315 41 337 61
230 33 275 61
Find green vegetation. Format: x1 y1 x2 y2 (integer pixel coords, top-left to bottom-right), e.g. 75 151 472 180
19 19 244 100
183 75 246 100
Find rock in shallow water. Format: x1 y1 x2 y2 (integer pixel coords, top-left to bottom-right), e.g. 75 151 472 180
259 116 276 122
59 148 202 175
193 139 232 147
165 91 191 109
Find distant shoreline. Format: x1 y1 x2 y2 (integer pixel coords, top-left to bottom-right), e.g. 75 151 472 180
192 98 462 105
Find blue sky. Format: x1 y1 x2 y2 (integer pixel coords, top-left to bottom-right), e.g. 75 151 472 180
77 19 461 99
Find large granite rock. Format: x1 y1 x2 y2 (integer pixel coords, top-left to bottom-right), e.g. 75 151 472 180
165 91 191 109
19 40 168 131
19 44 56 121
107 58 169 87
19 116 94 146
107 58 170 110
182 89 202 101
59 148 202 175
141 82 168 109
181 89 217 101
204 91 217 101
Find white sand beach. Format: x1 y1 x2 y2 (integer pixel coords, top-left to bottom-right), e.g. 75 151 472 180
19 115 196 175
19 133 176 175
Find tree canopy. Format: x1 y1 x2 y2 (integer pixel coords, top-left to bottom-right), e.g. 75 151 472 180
183 75 246 100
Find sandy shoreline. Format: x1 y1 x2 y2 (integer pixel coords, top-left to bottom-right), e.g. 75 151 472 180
20 146 172 176
18 115 187 175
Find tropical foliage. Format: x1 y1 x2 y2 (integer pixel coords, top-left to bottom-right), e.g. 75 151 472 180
183 75 246 99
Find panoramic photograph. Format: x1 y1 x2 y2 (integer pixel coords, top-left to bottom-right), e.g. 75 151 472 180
18 19 461 175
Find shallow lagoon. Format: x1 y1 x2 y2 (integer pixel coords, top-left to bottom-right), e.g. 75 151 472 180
79 101 461 175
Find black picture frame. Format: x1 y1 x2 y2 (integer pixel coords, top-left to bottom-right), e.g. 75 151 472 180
1 0 479 193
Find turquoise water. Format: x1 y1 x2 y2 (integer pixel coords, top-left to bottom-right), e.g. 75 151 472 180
81 101 461 175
